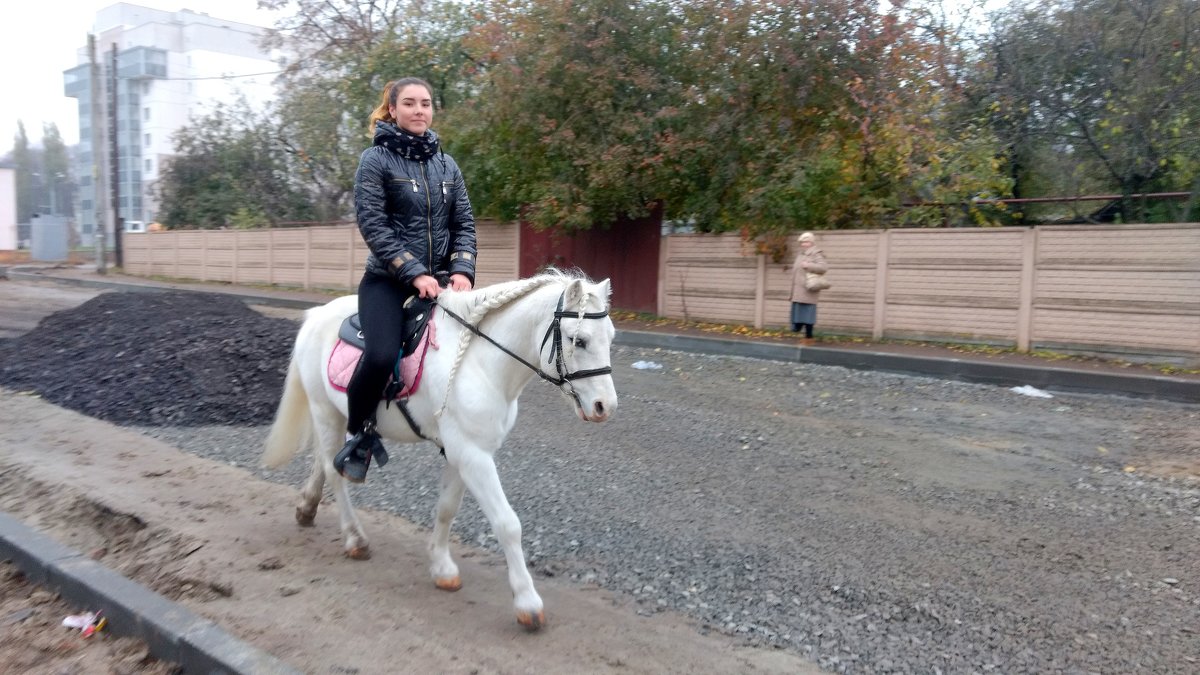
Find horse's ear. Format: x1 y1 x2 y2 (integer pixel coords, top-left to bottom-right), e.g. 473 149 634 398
564 278 585 309
600 279 612 302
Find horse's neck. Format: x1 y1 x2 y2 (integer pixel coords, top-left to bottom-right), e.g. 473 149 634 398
449 283 560 400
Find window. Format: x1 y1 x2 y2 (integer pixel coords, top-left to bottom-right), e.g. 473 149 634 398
81 200 92 211
144 133 151 147
145 158 152 173
143 107 150 121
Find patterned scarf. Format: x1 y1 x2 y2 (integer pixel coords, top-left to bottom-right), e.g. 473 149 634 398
375 121 440 162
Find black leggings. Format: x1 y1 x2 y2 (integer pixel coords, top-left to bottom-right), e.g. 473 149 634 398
345 273 414 434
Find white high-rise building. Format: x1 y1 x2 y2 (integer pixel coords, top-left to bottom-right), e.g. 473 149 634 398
63 3 278 245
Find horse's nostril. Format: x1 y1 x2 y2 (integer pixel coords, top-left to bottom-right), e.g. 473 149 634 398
594 401 605 416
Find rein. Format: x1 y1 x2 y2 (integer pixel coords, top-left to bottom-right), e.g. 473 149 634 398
437 291 613 407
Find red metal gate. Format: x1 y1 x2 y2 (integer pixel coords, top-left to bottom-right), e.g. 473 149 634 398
518 204 661 313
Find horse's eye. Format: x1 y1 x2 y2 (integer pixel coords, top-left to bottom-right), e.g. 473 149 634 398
574 338 588 350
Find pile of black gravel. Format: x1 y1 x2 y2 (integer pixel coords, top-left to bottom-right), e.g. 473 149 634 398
0 291 297 426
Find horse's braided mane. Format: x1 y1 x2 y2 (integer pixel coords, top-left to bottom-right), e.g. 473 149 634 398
435 268 592 418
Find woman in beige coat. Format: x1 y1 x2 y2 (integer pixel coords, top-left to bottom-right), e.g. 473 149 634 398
788 231 829 341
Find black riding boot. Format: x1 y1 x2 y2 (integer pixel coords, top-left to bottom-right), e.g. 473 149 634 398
334 420 389 484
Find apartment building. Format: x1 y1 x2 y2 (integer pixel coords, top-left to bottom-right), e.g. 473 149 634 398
62 3 278 245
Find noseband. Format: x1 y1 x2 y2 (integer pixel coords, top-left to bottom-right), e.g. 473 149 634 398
438 290 613 409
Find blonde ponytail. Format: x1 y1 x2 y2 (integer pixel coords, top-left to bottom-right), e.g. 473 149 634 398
367 81 397 134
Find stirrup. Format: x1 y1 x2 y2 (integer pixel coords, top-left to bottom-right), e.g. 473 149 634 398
334 433 371 483
360 421 390 467
334 428 389 483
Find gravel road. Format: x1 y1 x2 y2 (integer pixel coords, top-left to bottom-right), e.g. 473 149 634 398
2 284 1198 674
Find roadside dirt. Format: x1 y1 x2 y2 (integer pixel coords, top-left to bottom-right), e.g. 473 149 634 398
0 389 814 675
0 560 178 674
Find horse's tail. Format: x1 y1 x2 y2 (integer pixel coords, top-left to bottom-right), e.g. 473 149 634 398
262 355 311 469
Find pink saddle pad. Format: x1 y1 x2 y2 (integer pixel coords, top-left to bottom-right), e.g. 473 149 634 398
327 318 438 399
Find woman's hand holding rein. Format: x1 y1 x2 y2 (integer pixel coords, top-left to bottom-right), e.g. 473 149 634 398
413 273 472 298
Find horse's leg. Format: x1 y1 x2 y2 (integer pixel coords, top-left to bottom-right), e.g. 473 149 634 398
312 416 371 559
295 446 324 526
428 463 466 591
330 469 370 559
295 402 331 526
454 449 544 629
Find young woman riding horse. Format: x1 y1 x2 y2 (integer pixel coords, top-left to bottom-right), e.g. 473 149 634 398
263 270 619 629
337 77 478 483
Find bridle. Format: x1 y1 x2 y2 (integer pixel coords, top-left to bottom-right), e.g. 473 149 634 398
437 290 613 410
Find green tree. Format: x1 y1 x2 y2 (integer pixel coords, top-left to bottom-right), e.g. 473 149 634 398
665 0 1010 234
252 0 1011 235
983 0 1200 222
446 0 691 231
156 102 316 229
262 0 482 220
12 122 35 221
41 123 73 217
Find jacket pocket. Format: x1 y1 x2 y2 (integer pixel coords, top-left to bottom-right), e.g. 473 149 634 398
391 177 419 192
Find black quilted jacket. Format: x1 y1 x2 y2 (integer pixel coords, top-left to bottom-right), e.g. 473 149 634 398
353 122 477 284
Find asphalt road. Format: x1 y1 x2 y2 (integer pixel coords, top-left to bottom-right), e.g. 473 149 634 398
0 277 102 338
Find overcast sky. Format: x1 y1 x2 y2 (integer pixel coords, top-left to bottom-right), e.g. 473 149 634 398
0 0 284 156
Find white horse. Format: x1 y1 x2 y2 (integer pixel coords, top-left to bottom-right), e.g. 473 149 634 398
262 269 617 629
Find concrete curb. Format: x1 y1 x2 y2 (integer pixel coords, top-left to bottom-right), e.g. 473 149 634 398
0 512 301 675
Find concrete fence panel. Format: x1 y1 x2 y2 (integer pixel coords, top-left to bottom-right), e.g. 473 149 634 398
124 221 519 293
662 224 1198 360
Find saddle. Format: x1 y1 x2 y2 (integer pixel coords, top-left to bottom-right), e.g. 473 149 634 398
328 295 439 400
337 295 437 356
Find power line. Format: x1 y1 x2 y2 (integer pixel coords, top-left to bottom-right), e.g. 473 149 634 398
139 61 321 82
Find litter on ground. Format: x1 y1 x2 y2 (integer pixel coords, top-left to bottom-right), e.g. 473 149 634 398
1010 385 1053 398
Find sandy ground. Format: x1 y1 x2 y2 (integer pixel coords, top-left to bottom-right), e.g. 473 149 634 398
0 389 816 674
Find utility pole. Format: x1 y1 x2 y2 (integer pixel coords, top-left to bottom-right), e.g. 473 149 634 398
110 43 123 268
89 34 107 274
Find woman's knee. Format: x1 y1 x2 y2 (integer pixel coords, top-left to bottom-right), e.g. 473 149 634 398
359 348 398 373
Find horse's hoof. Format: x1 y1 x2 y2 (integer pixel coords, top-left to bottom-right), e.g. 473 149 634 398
295 506 316 527
345 546 371 560
516 610 545 631
434 576 462 592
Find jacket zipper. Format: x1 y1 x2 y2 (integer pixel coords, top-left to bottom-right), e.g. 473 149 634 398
393 178 418 192
421 164 433 272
